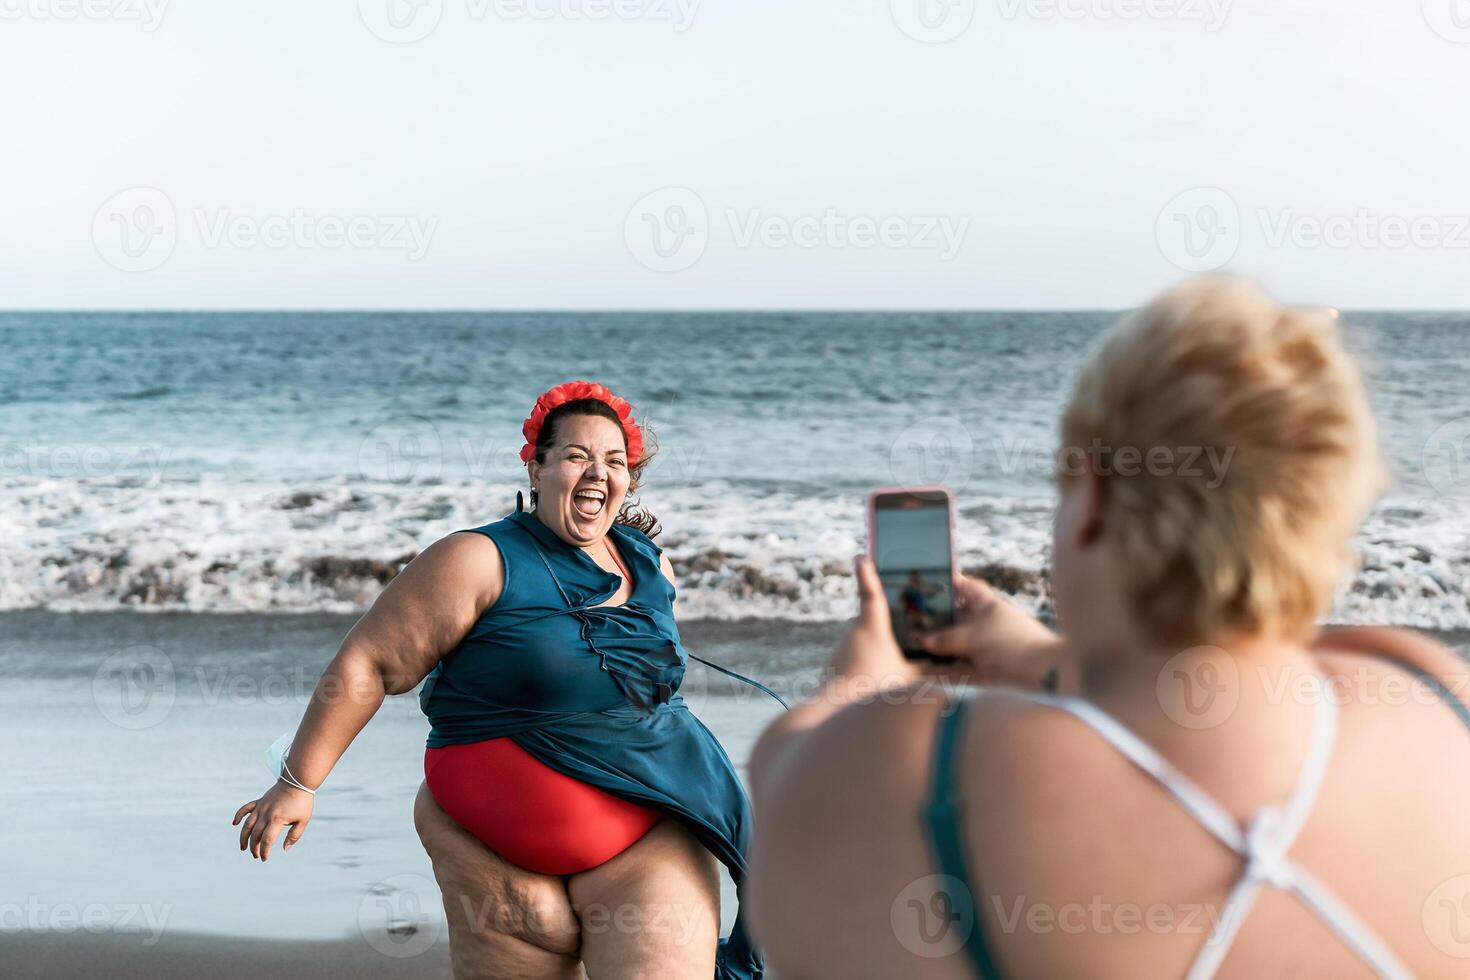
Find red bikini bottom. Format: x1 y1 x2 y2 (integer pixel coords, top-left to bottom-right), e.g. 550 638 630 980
424 737 662 875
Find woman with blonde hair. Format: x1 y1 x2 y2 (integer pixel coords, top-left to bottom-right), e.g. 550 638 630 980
747 278 1470 978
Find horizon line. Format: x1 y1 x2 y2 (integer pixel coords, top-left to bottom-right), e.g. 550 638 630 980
3 307 1468 316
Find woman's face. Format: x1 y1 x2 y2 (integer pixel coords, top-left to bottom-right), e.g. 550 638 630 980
527 413 632 548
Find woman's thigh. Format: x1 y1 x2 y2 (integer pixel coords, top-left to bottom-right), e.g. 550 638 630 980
566 817 720 980
414 782 585 980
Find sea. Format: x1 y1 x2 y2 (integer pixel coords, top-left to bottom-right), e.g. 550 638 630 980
2 310 1467 628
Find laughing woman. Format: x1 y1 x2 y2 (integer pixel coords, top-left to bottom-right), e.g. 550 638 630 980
232 380 771 980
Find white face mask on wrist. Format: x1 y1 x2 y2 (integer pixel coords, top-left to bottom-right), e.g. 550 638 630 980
266 731 316 795
266 731 292 777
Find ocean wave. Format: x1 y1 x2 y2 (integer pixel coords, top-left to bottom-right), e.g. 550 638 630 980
2 476 1467 630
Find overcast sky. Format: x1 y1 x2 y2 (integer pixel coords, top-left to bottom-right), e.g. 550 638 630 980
3 0 1468 309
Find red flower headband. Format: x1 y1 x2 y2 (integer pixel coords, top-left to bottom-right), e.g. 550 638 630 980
519 380 644 467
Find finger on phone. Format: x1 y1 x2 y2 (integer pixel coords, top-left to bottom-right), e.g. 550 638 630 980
853 555 889 624
952 573 996 607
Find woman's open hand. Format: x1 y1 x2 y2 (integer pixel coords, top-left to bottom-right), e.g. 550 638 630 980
233 781 313 862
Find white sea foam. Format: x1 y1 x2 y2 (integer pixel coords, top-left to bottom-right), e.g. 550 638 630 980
3 476 1466 629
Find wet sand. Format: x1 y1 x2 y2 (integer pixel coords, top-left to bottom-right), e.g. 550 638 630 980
1 930 454 980
4 611 1463 979
0 611 821 978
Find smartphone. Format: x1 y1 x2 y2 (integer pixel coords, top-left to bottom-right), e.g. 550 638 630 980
866 486 957 659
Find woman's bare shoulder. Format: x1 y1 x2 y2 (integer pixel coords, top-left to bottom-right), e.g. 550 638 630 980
747 685 1100 976
755 683 1098 831
370 529 506 617
1312 626 1468 692
1308 628 1470 747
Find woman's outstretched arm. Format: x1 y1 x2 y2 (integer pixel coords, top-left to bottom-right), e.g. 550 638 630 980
232 531 503 860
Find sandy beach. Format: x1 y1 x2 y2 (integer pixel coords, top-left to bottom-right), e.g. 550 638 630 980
4 607 1465 979
2 931 454 980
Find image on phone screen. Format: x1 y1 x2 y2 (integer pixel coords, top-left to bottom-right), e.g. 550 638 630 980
871 491 955 656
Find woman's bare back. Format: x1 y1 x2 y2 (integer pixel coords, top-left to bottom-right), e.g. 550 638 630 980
749 646 1470 979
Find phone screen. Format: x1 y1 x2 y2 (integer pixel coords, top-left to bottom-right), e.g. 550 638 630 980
871 490 955 657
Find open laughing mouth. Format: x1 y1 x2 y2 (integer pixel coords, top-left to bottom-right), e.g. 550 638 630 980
572 487 606 519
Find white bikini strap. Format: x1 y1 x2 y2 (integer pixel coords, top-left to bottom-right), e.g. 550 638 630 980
1281 863 1416 980
1023 690 1248 851
998 681 1411 980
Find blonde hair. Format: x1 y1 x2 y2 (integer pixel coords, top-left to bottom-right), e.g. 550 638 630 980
1059 277 1388 646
